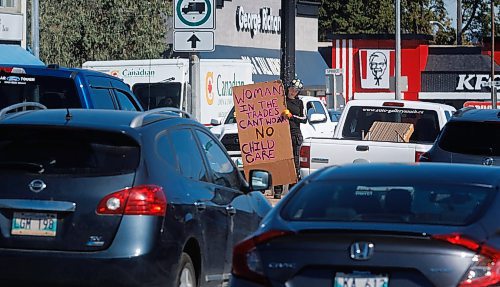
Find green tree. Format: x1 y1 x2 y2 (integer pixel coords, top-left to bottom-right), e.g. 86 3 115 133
29 0 171 68
319 0 456 44
460 0 500 43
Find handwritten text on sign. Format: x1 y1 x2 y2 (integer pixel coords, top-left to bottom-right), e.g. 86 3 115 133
234 83 289 165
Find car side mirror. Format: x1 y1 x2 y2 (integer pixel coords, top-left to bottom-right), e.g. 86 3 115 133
308 113 327 123
210 118 222 126
249 170 272 191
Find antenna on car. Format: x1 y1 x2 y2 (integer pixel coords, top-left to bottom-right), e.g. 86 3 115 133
65 107 72 121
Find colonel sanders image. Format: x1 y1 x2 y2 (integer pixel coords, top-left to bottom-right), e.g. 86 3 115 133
369 52 387 86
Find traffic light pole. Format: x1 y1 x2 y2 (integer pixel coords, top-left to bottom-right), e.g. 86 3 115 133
280 0 296 90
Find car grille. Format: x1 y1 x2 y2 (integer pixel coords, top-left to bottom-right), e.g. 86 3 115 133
221 134 241 151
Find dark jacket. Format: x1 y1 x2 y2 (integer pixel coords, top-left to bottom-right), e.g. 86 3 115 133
286 97 307 134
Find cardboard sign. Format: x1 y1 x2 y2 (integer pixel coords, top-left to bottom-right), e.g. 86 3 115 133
232 81 296 186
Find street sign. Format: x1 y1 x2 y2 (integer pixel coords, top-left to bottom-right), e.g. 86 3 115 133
325 68 343 75
174 0 215 30
174 31 215 52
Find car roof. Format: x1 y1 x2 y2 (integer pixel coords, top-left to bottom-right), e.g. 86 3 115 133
451 108 500 122
0 109 200 136
1 64 120 79
313 163 500 187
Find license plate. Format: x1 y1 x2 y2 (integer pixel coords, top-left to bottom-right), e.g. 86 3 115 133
11 212 57 237
334 273 388 287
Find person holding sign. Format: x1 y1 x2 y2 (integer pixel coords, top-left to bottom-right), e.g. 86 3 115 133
274 78 307 199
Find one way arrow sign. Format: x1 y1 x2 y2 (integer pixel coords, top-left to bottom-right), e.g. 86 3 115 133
187 34 200 49
174 31 214 52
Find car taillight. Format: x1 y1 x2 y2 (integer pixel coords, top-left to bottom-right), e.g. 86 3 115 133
0 67 25 74
417 151 430 162
96 185 166 216
433 233 500 287
232 230 294 285
300 145 310 168
382 102 404 107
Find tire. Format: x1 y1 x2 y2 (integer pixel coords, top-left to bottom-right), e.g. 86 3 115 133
176 252 197 287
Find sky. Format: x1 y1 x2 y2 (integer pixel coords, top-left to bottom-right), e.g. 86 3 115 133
444 0 457 26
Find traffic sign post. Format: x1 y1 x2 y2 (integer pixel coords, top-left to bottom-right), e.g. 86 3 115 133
173 31 214 52
173 0 215 52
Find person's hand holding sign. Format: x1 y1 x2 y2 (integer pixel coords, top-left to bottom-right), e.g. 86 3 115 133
282 109 293 119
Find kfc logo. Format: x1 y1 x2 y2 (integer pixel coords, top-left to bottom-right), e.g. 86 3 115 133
360 50 393 89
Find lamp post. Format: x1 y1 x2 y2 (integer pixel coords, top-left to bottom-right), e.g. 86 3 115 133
31 0 40 58
395 0 401 100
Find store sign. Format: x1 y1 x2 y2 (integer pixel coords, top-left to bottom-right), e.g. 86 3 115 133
359 50 392 89
0 13 23 41
456 74 500 91
236 6 281 38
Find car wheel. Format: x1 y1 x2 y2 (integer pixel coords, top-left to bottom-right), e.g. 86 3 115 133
176 252 197 287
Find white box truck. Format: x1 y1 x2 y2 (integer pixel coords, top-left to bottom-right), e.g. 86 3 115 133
82 59 253 125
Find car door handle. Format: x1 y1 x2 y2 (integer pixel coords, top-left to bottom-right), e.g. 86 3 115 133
226 205 236 216
356 145 369 152
194 201 206 211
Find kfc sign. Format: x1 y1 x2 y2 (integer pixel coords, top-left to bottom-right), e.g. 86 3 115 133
359 50 393 89
456 74 500 91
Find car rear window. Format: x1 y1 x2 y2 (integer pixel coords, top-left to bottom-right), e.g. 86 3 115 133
0 127 140 175
281 181 495 226
342 106 440 143
0 73 81 109
439 121 500 156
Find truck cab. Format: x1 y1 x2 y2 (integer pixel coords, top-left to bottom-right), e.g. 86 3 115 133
182 2 205 14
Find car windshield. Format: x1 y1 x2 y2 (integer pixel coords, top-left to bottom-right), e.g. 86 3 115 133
329 110 342 122
0 73 81 109
341 106 440 143
224 106 237 124
439 121 500 156
281 180 495 226
133 82 182 110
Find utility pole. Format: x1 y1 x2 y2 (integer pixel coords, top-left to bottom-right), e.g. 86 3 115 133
457 0 462 45
395 0 402 100
280 0 296 90
31 0 40 58
492 0 497 109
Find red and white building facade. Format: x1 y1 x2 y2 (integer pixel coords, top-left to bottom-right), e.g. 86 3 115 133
331 34 500 109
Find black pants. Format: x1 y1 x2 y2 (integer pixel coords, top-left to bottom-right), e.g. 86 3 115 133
291 131 303 181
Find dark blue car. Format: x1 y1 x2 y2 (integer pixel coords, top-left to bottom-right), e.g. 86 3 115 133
0 108 272 287
231 163 500 287
0 64 143 111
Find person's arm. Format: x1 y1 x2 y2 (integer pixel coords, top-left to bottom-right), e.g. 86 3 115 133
292 100 307 124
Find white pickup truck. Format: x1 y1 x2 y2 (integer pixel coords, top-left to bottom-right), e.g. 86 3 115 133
299 100 456 178
211 95 337 169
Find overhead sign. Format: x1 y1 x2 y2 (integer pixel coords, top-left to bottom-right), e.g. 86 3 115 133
174 31 214 52
174 0 215 30
232 81 296 186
